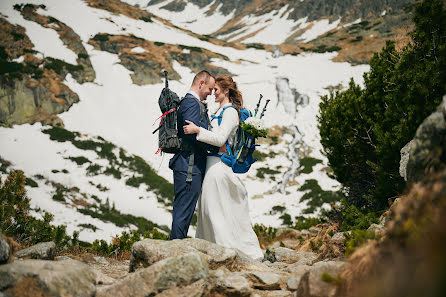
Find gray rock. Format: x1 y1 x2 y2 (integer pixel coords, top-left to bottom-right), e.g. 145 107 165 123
0 236 9 264
93 256 108 265
367 223 384 233
55 256 73 261
329 232 345 244
285 264 311 275
129 238 237 272
0 259 96 296
246 271 282 290
97 252 209 297
213 268 251 296
275 228 302 238
287 276 301 291
296 261 349 297
15 241 56 260
255 290 294 297
268 247 318 265
232 248 271 271
265 261 290 271
0 79 80 126
399 140 413 181
155 279 209 297
93 269 116 286
404 95 446 183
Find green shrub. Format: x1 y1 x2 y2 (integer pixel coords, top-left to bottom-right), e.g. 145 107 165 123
48 16 58 23
78 223 98 232
324 199 379 231
92 34 110 41
279 213 293 226
351 35 363 42
0 171 71 246
77 53 89 59
68 156 90 165
256 167 280 179
90 228 168 257
44 57 83 74
298 157 323 174
104 166 121 179
321 272 342 285
292 216 323 230
246 43 265 50
298 179 341 214
318 0 446 210
11 32 25 41
344 229 376 256
154 42 165 46
178 45 202 52
140 16 152 22
86 164 102 175
252 150 268 162
25 177 38 187
253 224 277 241
78 198 168 234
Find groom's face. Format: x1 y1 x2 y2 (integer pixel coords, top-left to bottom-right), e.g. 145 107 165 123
199 77 215 101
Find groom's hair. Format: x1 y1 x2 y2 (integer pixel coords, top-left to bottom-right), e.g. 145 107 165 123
192 70 215 85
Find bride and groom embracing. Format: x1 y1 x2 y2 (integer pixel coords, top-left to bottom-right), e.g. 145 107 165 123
168 70 264 260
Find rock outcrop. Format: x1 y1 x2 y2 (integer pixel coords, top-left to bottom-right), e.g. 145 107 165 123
88 34 231 85
0 235 9 265
0 17 80 127
0 259 96 296
400 95 446 183
97 252 209 297
15 241 56 260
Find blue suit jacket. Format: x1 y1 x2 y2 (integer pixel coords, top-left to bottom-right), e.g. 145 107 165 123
168 93 214 175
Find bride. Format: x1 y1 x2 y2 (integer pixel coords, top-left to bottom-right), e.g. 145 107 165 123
183 75 263 260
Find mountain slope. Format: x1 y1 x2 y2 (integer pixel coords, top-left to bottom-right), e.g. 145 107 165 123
0 0 381 242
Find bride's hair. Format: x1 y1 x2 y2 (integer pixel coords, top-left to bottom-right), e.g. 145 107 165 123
215 75 244 116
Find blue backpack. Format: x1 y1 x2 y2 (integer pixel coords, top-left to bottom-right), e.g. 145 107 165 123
211 105 257 174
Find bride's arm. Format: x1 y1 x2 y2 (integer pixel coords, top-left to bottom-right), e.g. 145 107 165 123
194 108 239 147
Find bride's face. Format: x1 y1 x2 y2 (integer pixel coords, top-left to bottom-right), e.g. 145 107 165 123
214 84 227 103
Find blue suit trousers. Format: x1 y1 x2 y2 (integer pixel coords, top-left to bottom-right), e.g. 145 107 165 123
169 170 204 239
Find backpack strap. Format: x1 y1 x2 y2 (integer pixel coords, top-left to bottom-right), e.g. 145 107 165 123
210 105 238 157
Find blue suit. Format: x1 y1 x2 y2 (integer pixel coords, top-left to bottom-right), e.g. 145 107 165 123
169 93 214 239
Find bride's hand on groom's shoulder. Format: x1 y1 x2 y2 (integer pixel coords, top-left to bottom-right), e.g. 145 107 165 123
184 120 200 135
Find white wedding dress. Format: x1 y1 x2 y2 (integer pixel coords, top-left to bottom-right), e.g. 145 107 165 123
195 103 263 260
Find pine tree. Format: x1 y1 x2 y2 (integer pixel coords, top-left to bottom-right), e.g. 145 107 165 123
318 0 446 209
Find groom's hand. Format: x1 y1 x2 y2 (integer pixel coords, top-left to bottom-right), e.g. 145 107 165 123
184 120 200 135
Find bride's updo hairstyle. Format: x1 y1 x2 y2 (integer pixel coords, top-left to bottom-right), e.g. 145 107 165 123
216 75 244 116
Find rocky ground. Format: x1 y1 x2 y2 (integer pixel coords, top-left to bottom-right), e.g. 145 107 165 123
0 223 357 297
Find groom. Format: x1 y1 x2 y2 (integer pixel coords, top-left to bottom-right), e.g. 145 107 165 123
169 70 216 239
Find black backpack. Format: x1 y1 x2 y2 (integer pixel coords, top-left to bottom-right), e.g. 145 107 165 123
153 71 182 154
153 71 206 154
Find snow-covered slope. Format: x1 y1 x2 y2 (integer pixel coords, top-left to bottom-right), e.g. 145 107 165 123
0 0 369 242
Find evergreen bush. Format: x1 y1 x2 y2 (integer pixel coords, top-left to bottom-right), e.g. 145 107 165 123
318 0 446 209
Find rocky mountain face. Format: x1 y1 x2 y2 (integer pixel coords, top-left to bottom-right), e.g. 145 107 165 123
0 0 415 126
151 0 415 22
0 4 95 127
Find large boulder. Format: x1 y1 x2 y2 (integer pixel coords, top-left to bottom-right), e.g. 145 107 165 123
400 95 446 183
296 261 349 297
0 235 9 264
0 259 96 296
15 241 56 260
129 238 238 272
97 252 209 297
